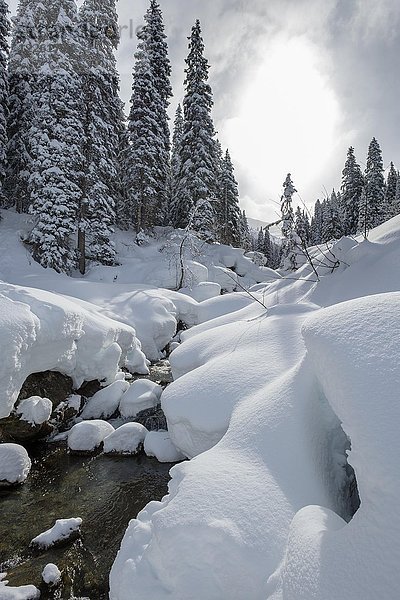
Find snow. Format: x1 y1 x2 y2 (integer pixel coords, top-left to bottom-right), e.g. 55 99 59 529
0 281 147 419
144 431 185 463
42 563 61 586
119 379 163 419
181 281 221 302
104 423 148 455
68 420 115 452
0 577 40 600
31 517 82 549
81 380 130 420
16 396 52 425
111 217 400 600
0 444 31 485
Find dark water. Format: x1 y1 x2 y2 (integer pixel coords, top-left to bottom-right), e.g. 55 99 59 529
0 442 171 598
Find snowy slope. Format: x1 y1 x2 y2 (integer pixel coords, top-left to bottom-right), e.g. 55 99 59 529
110 216 400 600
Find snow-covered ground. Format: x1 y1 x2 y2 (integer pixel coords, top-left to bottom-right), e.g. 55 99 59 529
1 210 400 599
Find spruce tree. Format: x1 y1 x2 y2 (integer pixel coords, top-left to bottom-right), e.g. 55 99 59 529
361 137 385 231
124 28 162 232
220 149 241 246
310 199 323 245
142 0 172 223
257 227 264 252
385 161 397 219
280 173 298 269
263 229 273 266
4 0 36 212
28 0 85 273
322 190 342 241
0 0 9 199
239 210 251 251
169 103 184 219
395 171 400 217
340 146 364 235
173 20 217 239
78 0 124 267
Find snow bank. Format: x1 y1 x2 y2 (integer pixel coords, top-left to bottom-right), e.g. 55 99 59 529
81 380 130 420
68 420 115 452
104 423 148 455
0 283 147 419
267 292 400 600
16 396 52 425
42 564 61 586
0 577 40 600
119 380 162 419
0 444 31 485
31 517 82 549
144 431 185 463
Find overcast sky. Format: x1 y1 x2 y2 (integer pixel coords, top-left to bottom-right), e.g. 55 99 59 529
8 0 400 222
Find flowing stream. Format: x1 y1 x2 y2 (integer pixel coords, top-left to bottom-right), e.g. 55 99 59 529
0 361 175 599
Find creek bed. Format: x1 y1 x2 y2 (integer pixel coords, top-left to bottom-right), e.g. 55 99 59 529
0 441 171 598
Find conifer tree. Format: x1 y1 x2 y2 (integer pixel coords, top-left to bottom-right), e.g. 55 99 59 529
78 0 124 267
310 199 323 245
340 146 364 235
173 20 217 239
385 161 397 219
257 227 264 252
169 103 184 218
239 210 252 250
295 206 310 246
0 0 9 198
28 0 85 273
263 229 273 266
124 28 162 232
361 137 385 231
280 173 298 269
4 0 36 212
322 190 342 241
219 149 241 246
142 0 172 223
395 171 400 217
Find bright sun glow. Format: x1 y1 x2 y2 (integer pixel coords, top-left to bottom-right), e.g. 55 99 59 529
222 36 341 216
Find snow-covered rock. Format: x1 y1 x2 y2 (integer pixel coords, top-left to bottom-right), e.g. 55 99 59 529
0 576 40 600
68 420 114 453
0 444 31 485
181 282 221 302
41 563 61 586
144 431 185 463
80 380 130 420
119 380 163 419
103 423 148 455
16 396 52 425
0 282 147 419
31 518 82 550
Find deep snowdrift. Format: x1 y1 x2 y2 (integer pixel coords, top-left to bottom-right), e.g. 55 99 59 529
111 216 400 600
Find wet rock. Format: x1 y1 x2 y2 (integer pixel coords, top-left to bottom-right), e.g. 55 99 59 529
18 372 74 412
148 360 173 385
0 413 53 443
134 404 167 431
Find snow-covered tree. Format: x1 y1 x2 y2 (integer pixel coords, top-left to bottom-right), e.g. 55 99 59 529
310 199 323 245
263 229 273 266
173 20 217 239
28 0 85 273
142 0 172 223
0 0 9 198
280 173 298 269
123 28 162 232
257 227 264 252
384 161 398 219
322 190 343 241
219 149 241 246
4 0 36 212
78 0 124 267
239 210 252 251
360 137 385 232
395 171 400 217
169 103 184 218
295 207 310 246
340 146 364 235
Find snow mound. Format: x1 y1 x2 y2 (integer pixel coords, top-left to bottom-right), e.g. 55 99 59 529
0 444 31 485
0 282 147 419
16 396 52 425
41 563 61 586
104 423 148 455
68 420 115 452
181 282 221 302
31 517 82 549
81 380 130 420
267 292 400 600
144 431 185 463
0 577 40 600
119 380 163 419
